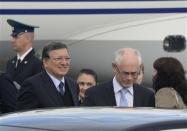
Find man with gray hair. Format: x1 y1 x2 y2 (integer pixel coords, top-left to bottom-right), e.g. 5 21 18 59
82 48 155 107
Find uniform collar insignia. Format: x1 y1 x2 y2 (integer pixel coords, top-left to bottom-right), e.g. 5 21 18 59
12 60 15 64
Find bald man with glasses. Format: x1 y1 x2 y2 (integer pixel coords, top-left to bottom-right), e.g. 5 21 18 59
82 48 155 107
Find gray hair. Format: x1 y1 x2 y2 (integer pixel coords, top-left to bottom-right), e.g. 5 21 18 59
114 47 142 65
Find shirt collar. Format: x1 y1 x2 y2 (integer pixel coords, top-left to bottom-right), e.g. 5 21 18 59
17 47 33 61
46 71 65 88
113 76 133 95
113 77 123 94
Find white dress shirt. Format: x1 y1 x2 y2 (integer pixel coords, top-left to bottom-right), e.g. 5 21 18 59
46 71 65 93
113 77 134 107
17 47 33 62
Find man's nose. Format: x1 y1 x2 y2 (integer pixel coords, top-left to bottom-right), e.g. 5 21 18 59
127 74 134 79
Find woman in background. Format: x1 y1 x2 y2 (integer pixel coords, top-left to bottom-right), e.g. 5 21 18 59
76 68 97 103
153 57 187 109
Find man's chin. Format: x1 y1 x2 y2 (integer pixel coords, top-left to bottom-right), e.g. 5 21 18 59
13 48 18 51
56 73 67 79
58 70 68 75
123 84 133 88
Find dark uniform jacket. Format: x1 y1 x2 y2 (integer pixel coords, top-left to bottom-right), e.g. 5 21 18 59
6 49 43 85
17 71 79 110
82 80 155 107
0 73 17 113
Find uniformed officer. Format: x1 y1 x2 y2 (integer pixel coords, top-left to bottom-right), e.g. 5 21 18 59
6 19 43 87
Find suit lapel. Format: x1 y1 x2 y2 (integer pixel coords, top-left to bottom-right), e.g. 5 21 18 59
133 85 141 106
104 81 116 106
9 57 17 75
64 77 78 106
41 71 64 105
15 49 35 73
10 57 17 68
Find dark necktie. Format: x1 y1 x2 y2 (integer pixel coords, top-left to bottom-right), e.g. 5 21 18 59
58 82 65 95
16 59 21 68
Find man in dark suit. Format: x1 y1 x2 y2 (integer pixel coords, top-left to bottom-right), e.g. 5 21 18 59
17 42 79 110
82 48 155 107
0 73 17 113
6 19 43 86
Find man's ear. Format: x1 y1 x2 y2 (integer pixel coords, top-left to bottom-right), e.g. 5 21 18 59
112 62 117 73
42 58 48 68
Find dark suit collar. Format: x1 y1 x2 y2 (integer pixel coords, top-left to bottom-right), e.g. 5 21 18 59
41 71 64 105
15 49 35 69
10 57 17 67
11 49 35 67
64 76 79 106
107 83 145 107
45 71 64 88
9 49 35 82
17 48 33 60
133 84 141 106
42 72 78 106
19 49 35 62
111 82 139 107
104 80 116 106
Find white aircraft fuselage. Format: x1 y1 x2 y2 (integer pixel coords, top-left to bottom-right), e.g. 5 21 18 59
0 0 187 86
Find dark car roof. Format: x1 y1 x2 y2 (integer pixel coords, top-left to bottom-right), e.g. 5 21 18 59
0 107 187 131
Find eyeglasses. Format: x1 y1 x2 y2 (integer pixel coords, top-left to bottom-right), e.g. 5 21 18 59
115 65 139 78
50 57 71 62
